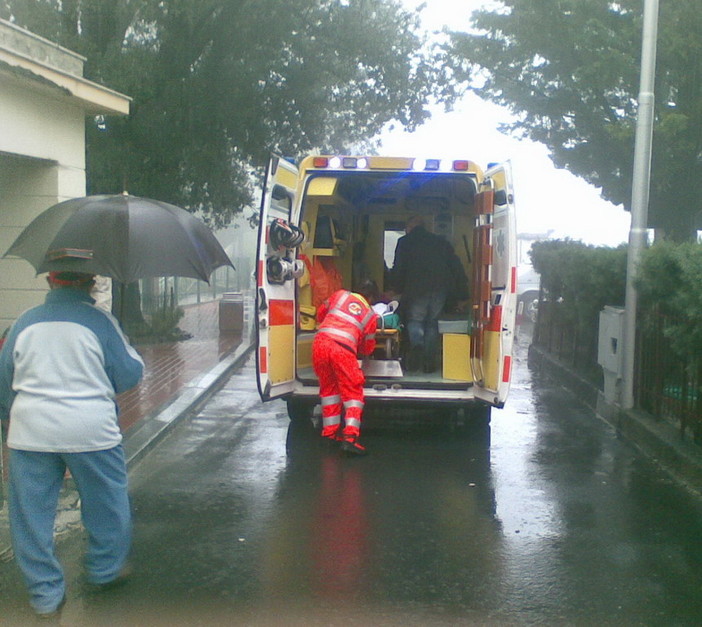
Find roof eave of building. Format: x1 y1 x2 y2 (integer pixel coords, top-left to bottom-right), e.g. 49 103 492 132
0 47 131 116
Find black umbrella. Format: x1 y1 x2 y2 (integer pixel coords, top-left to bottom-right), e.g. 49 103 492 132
3 194 234 284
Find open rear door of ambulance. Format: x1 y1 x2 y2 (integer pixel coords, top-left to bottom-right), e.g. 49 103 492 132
482 163 517 407
473 162 518 408
256 155 300 402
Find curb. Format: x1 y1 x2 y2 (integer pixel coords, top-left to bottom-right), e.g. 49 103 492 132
124 340 255 468
528 343 702 498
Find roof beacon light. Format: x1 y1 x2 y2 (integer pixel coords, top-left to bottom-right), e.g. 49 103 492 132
412 158 426 171
424 159 441 171
357 158 368 169
453 160 470 171
312 157 329 168
329 156 341 169
342 157 357 169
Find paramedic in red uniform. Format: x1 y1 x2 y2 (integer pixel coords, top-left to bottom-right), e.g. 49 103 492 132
312 280 379 456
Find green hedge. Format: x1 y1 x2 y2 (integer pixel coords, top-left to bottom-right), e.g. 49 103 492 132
636 241 702 360
530 238 702 364
530 239 627 330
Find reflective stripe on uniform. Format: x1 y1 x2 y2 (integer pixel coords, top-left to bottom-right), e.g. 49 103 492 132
328 307 366 329
317 327 357 344
361 310 375 327
321 394 342 406
345 417 361 429
323 414 342 427
344 399 365 410
335 292 350 308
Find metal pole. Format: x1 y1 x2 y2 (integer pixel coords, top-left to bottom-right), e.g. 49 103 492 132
622 0 659 409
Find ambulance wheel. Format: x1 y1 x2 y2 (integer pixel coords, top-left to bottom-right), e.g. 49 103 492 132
469 404 491 428
451 404 491 440
286 398 315 424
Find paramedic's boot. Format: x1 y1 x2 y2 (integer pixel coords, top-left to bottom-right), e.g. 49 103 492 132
340 436 367 457
320 428 343 451
320 436 340 451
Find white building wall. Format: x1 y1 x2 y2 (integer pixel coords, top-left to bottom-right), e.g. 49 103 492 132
0 79 86 170
0 18 129 333
0 158 56 318
0 82 88 330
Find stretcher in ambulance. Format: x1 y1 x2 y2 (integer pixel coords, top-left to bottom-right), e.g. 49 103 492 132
255 155 517 426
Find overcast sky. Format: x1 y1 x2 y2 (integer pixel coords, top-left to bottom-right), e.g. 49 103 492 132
377 0 632 248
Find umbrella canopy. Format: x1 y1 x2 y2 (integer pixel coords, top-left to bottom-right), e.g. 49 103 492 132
3 195 234 284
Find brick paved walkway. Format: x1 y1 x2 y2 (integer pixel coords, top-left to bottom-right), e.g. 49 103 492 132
117 300 243 433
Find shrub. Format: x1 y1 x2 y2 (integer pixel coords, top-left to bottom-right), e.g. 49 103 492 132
531 238 702 363
530 239 627 330
126 288 191 344
637 242 702 360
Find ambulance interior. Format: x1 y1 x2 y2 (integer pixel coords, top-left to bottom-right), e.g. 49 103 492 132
295 170 480 388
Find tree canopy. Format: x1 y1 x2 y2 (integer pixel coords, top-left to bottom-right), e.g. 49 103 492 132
446 0 702 241
2 0 451 227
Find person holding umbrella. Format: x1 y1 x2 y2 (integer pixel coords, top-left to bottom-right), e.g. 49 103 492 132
0 270 144 618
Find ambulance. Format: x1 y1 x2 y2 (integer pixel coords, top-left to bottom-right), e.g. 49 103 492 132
255 154 517 427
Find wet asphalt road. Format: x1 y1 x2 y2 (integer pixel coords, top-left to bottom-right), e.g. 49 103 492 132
4 327 702 625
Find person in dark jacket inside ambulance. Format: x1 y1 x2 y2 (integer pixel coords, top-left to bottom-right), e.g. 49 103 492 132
391 215 469 373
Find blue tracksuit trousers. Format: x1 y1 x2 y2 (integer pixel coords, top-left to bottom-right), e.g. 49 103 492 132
8 445 131 613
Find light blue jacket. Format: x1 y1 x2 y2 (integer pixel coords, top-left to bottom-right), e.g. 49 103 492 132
0 287 144 452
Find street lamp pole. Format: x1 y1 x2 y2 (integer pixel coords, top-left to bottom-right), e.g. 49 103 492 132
622 0 660 409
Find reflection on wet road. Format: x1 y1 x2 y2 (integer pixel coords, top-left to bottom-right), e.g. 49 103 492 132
3 327 702 625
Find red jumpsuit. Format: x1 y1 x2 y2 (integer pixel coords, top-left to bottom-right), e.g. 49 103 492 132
312 290 377 442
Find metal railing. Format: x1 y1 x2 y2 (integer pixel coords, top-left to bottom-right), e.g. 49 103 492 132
636 311 702 442
534 301 702 444
532 301 602 386
140 256 254 314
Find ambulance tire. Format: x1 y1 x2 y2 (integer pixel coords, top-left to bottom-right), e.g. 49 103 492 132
286 398 315 424
451 404 491 441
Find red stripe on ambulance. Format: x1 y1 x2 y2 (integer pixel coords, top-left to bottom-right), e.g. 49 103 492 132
502 355 512 382
269 299 295 326
486 305 502 332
